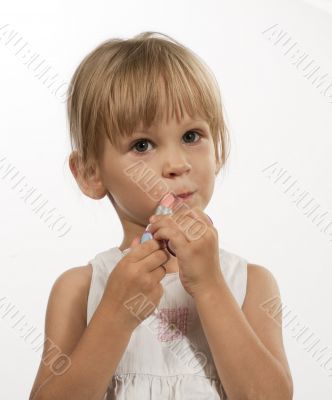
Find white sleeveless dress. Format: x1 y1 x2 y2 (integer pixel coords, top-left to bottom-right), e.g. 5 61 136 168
87 246 248 399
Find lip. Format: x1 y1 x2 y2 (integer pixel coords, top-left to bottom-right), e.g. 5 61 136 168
174 191 195 200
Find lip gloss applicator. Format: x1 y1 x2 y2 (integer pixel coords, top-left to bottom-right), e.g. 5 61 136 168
140 193 176 256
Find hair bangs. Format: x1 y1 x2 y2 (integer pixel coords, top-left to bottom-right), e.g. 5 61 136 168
101 47 215 150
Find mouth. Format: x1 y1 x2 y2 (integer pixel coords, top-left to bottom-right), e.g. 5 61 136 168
174 191 196 201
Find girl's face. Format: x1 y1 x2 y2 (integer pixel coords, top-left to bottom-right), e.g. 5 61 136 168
97 112 218 234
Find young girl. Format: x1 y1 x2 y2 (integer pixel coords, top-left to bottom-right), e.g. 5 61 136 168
30 31 293 399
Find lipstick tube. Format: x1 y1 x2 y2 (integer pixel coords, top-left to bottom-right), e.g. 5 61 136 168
140 193 175 252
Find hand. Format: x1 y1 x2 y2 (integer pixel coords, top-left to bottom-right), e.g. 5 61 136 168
148 205 225 298
101 237 170 333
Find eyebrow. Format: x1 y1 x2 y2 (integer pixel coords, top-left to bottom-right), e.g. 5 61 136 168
134 119 208 134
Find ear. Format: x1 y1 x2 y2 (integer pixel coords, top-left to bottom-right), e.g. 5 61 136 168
69 151 108 200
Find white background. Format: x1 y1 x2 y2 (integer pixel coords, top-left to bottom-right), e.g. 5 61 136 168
1 0 331 398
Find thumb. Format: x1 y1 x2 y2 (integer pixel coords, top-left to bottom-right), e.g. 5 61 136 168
122 236 141 256
130 235 141 249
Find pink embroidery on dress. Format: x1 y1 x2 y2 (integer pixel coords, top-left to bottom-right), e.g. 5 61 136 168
157 307 189 342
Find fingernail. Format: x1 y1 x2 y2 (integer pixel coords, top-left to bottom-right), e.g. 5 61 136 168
140 231 154 243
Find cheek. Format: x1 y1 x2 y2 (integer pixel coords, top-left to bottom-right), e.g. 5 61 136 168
99 148 163 216
194 147 216 198
199 167 215 196
195 144 216 176
108 165 164 216
111 182 157 222
120 157 174 202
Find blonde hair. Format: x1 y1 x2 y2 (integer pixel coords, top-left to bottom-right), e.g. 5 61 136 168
66 31 231 178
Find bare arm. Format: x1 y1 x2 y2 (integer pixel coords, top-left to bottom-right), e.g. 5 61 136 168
193 264 293 400
30 238 168 400
29 266 133 400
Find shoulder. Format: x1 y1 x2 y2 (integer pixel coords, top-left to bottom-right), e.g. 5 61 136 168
243 263 282 321
52 264 93 295
244 263 280 303
246 263 278 285
29 265 93 398
49 264 93 323
54 264 92 288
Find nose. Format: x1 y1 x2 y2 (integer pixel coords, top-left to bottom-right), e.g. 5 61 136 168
162 151 192 178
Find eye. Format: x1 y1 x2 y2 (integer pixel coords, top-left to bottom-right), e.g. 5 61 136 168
183 130 202 144
129 130 203 154
130 139 153 153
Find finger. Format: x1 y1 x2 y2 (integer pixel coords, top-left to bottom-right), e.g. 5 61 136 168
149 212 193 234
127 237 165 262
176 206 212 227
138 248 170 273
122 236 141 255
152 226 189 254
176 208 214 240
150 264 167 283
130 236 141 248
150 212 198 242
149 206 204 244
